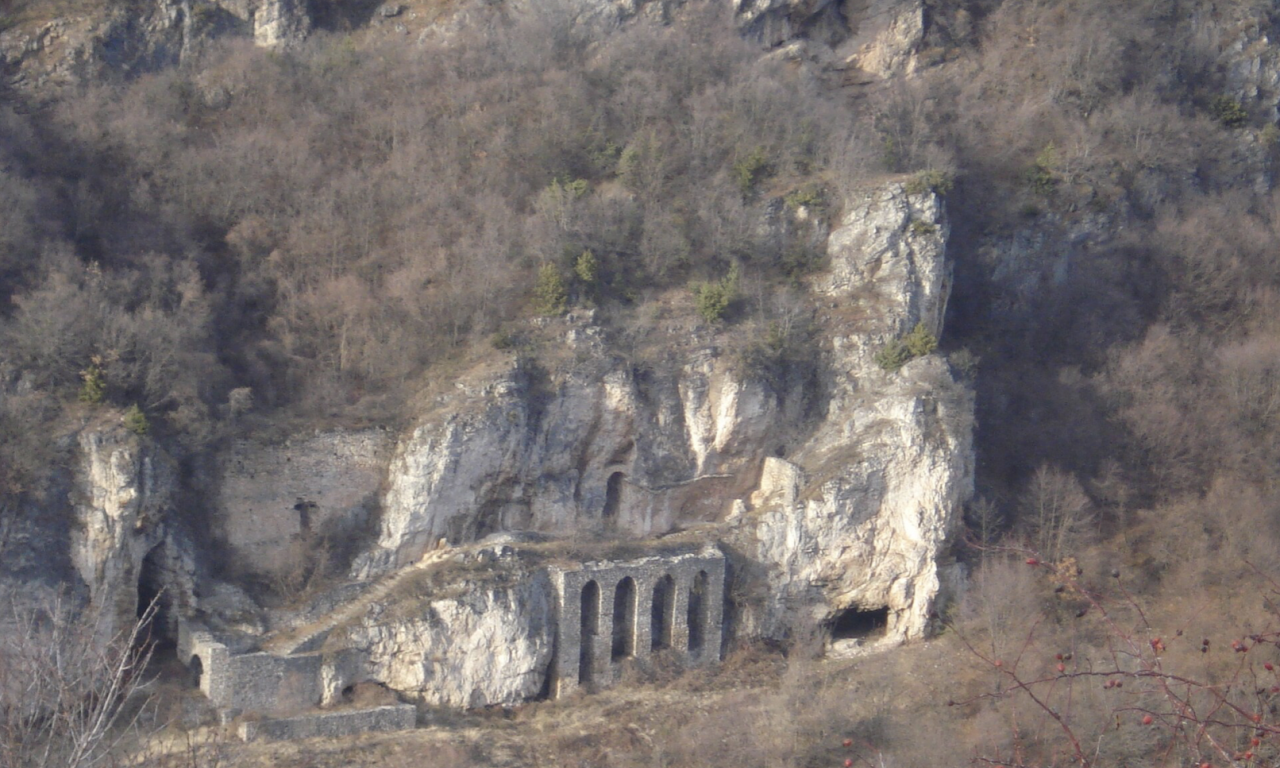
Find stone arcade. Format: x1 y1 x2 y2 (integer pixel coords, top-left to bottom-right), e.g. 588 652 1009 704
550 550 725 697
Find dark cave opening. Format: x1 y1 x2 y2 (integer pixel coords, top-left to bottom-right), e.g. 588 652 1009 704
136 546 173 649
829 606 889 642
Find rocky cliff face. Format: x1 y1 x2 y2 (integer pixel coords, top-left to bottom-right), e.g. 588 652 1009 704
71 422 195 639
349 181 971 650
329 565 555 708
742 184 971 642
0 0 309 90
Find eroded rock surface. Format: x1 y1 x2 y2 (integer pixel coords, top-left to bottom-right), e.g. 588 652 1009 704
330 567 555 708
72 422 195 639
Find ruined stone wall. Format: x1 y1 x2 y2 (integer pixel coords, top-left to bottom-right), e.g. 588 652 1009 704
218 429 391 581
237 705 416 742
179 620 322 716
551 548 725 697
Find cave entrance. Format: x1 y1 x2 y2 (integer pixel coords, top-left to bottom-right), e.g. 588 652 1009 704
829 606 889 642
611 577 637 661
687 570 708 654
579 580 599 685
603 472 625 522
136 546 172 649
651 574 674 651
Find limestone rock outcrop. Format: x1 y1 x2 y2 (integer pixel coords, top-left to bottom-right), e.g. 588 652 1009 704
72 422 195 639
0 0 308 90
841 0 925 80
330 567 555 708
250 0 311 47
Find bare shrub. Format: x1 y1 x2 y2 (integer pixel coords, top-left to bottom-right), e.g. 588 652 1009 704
0 593 157 768
1019 465 1093 563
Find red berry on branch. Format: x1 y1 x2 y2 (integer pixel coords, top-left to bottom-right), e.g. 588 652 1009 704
1055 653 1063 661
994 660 1003 668
1057 663 1066 673
1142 715 1154 725
1025 558 1039 566
1266 662 1274 671
1252 738 1261 747
843 739 852 748
844 760 853 768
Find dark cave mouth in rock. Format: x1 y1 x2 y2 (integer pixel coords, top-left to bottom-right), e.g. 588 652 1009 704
137 546 173 648
829 606 889 642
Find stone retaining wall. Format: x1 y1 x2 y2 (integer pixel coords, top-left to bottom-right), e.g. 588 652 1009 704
237 705 417 742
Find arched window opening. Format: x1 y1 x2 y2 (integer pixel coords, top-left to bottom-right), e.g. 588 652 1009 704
579 580 600 685
603 472 626 521
687 570 708 654
651 575 675 651
190 655 203 689
611 577 637 661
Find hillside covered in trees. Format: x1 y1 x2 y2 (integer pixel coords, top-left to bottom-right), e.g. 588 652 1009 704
4 0 1280 766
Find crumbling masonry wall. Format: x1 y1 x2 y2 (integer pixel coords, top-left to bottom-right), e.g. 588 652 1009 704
551 548 725 698
178 620 322 716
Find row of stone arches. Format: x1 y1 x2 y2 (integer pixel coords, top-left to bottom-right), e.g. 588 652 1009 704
552 551 724 697
577 571 709 684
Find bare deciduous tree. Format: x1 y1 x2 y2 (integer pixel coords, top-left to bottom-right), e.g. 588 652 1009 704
0 593 157 768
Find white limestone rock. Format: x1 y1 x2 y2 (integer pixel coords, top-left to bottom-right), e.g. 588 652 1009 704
251 0 310 48
335 572 554 708
841 0 924 80
71 423 192 639
746 182 973 643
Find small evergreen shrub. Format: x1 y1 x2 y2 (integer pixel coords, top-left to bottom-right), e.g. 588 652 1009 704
533 263 567 315
692 263 740 324
910 220 937 237
123 404 149 436
490 329 517 350
1027 142 1059 195
1211 95 1248 128
784 184 827 212
574 250 598 286
79 356 106 404
904 169 954 196
781 245 824 283
875 323 938 372
732 147 772 197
